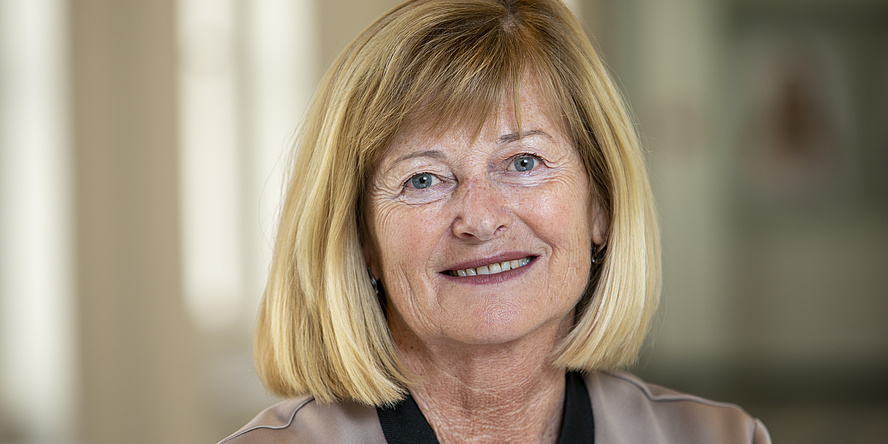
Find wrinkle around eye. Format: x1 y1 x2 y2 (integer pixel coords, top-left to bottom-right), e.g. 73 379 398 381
506 154 543 173
491 154 553 185
393 175 455 205
406 172 441 190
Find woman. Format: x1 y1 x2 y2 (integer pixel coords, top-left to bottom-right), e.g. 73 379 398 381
221 0 770 442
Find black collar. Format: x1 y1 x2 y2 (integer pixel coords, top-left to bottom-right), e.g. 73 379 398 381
377 371 594 443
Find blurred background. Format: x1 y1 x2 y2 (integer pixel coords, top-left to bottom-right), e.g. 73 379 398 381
0 0 885 442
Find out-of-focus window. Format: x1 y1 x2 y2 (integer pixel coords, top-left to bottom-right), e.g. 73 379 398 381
177 0 316 332
0 0 74 443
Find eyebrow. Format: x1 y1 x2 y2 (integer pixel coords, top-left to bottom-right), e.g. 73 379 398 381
385 130 551 172
498 129 551 144
392 149 446 165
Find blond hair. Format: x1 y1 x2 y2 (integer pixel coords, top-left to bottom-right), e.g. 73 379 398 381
255 0 661 406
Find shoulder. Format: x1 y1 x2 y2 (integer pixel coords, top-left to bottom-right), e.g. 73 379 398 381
217 395 386 444
586 372 771 444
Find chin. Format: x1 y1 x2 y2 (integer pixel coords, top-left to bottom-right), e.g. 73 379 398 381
446 306 563 347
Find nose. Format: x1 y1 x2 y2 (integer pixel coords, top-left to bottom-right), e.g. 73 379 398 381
450 178 510 242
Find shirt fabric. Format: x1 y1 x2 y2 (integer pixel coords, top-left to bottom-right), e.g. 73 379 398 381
218 371 771 444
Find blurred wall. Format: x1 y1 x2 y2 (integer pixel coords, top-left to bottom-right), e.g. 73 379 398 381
594 0 888 442
0 0 886 443
69 1 211 442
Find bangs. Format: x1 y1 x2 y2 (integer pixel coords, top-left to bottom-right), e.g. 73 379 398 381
367 0 566 149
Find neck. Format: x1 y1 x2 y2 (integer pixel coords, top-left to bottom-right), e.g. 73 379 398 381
392 321 569 443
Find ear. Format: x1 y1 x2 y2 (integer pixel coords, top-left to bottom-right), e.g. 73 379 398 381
590 199 608 247
363 246 378 277
361 230 382 279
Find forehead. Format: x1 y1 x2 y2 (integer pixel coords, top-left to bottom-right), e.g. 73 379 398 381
389 76 566 152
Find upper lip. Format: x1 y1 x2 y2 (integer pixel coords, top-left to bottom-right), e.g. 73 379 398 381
442 252 536 272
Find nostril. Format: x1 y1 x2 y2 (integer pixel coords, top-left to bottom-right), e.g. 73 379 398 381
450 180 510 241
451 208 509 241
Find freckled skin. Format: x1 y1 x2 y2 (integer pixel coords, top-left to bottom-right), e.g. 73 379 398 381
366 79 604 348
364 79 607 443
364 81 605 443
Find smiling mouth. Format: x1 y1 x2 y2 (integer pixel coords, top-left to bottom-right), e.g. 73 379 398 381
446 256 533 277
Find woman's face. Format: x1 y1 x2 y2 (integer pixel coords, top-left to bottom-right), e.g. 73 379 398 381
365 80 606 350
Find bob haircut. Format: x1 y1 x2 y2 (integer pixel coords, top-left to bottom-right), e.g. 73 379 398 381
255 0 661 406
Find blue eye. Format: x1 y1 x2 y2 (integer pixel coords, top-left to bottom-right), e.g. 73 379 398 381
409 173 439 189
512 155 537 172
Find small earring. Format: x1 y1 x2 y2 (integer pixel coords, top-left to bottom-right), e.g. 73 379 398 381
367 268 380 294
591 244 605 265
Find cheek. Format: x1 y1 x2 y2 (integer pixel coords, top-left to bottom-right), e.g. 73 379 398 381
514 182 594 244
515 184 596 295
369 202 446 272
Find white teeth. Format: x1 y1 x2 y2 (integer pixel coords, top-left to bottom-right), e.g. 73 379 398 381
450 257 531 277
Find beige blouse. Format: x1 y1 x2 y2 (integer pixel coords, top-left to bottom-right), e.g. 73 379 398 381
219 371 771 444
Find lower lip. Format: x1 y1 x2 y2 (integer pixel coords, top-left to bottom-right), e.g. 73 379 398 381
440 257 537 285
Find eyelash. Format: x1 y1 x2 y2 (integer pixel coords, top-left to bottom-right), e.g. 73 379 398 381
403 172 442 190
509 153 544 171
400 152 545 190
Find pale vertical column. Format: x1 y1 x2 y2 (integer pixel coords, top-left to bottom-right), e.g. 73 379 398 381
177 0 244 331
0 0 74 442
173 0 320 430
177 0 318 333
70 0 212 442
243 0 318 323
